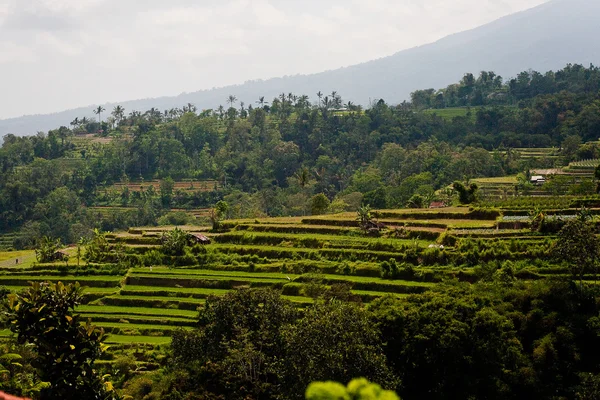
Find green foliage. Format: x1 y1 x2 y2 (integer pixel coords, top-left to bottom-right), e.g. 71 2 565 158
356 205 373 230
5 282 119 400
306 378 400 400
85 229 112 263
311 193 331 216
553 220 600 281
35 236 62 263
452 181 478 204
209 200 230 230
160 228 189 257
282 301 398 397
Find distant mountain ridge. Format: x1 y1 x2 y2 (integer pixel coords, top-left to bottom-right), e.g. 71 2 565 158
3 0 600 136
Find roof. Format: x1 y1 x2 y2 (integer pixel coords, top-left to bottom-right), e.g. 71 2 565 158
189 233 211 242
531 176 545 181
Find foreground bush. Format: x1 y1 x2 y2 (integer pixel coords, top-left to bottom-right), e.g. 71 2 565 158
306 378 400 400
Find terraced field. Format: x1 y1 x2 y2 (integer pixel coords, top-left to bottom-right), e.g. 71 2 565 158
2 203 595 344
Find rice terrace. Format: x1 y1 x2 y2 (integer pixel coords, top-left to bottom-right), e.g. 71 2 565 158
5 58 600 398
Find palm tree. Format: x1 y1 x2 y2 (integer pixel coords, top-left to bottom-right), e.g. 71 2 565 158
183 103 197 113
227 95 238 108
112 105 125 124
70 117 79 130
316 91 323 106
93 106 105 123
239 101 246 118
80 116 89 125
256 96 268 108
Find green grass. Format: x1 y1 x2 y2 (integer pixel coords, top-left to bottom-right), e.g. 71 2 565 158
422 107 472 120
0 251 34 262
91 322 191 332
76 305 198 318
473 176 518 184
79 313 196 325
316 274 435 287
101 295 207 304
122 286 233 296
104 335 171 344
130 267 296 280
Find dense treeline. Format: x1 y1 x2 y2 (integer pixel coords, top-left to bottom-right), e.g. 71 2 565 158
2 64 600 245
119 280 600 400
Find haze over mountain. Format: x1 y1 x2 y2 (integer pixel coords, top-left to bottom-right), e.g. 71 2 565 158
2 0 599 136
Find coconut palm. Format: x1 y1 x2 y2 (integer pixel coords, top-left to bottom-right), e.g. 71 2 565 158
93 106 105 123
227 95 237 108
256 96 268 108
111 105 125 124
183 103 197 113
70 117 79 130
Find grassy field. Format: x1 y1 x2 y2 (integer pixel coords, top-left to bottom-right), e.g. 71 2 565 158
422 107 472 120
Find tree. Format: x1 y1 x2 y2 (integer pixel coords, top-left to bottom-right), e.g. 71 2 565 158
170 288 298 399
227 95 238 108
76 237 85 266
93 106 105 124
310 193 330 215
370 288 525 399
111 106 125 126
35 236 62 263
209 200 229 230
85 229 111 263
161 227 189 257
554 220 600 283
357 205 373 230
159 177 174 208
453 181 478 204
282 301 397 397
5 282 118 400
306 378 400 400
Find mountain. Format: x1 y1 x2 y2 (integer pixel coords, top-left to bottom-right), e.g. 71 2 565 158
2 0 600 136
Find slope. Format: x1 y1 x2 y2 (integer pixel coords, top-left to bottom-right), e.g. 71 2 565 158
2 0 599 136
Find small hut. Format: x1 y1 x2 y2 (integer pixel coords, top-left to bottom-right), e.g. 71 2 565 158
187 233 211 245
52 250 70 262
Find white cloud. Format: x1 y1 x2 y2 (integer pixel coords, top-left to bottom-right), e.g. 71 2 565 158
0 0 548 119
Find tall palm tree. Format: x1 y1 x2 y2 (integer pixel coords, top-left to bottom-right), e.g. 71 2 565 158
93 106 105 123
183 103 197 113
227 95 238 108
317 91 323 106
70 117 80 130
256 96 268 108
112 105 125 124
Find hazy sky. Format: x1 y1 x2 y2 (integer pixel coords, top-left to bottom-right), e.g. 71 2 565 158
0 0 548 119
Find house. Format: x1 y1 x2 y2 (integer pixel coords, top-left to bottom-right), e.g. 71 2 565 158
429 201 446 209
52 251 69 262
187 233 211 245
530 176 546 185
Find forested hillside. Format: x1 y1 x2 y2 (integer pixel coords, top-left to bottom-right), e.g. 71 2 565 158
2 64 600 245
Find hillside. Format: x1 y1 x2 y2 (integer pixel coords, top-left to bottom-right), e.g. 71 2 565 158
3 0 600 136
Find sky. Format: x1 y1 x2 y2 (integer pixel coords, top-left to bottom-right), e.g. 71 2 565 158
0 0 549 120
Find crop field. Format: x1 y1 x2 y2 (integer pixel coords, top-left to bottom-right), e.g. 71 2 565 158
110 180 219 193
2 199 596 344
422 107 473 120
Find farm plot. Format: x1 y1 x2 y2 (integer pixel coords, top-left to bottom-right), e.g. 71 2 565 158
0 203 577 345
